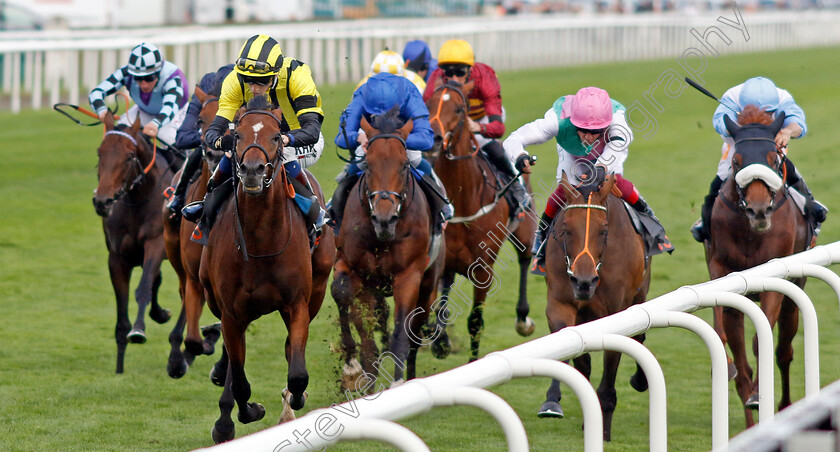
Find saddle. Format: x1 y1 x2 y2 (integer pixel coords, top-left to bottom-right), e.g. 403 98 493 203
622 202 674 257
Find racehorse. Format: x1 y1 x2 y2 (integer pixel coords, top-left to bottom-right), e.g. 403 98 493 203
331 109 445 389
705 106 809 427
162 85 225 379
93 112 175 373
540 172 651 441
199 96 335 443
424 80 537 362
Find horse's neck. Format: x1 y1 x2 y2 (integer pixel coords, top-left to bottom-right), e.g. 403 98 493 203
435 138 485 207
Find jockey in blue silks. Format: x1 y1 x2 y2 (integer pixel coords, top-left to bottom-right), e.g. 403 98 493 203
331 72 453 235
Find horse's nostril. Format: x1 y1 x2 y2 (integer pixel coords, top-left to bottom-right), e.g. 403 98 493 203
389 215 399 224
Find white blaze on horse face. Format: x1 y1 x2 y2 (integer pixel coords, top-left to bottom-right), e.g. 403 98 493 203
443 93 451 102
251 122 264 142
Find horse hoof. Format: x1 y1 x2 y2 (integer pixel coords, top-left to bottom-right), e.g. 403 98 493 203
728 362 738 380
629 371 648 392
515 317 536 337
430 334 451 360
745 393 759 410
238 402 266 424
390 378 405 388
151 308 172 324
211 424 234 444
341 359 364 392
127 329 147 344
167 359 188 379
209 365 225 387
537 401 564 418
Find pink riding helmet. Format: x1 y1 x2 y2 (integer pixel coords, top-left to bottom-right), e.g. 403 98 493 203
570 87 612 130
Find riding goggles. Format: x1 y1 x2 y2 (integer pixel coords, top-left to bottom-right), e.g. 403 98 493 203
441 64 470 78
576 126 607 135
235 57 277 75
241 74 275 86
134 73 159 83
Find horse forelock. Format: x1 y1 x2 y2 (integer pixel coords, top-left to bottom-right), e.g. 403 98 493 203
370 105 404 134
737 104 773 126
245 95 272 112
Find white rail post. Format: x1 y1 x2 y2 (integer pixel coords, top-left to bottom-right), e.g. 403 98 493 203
745 276 820 397
646 309 729 450
784 261 840 317
340 419 430 452
507 358 604 452
696 290 776 423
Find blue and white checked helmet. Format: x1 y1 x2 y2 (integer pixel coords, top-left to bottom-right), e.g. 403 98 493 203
127 43 163 77
739 77 780 112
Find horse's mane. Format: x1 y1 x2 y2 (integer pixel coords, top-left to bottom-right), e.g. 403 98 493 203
245 95 272 112
370 105 404 134
737 104 773 126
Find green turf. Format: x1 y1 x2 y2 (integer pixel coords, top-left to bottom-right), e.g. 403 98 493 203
1 45 839 451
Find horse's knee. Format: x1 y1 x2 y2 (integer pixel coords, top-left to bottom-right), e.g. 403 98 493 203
597 386 617 414
331 272 354 305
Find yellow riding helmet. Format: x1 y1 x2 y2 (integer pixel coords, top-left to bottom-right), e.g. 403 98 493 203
234 34 284 77
438 40 474 67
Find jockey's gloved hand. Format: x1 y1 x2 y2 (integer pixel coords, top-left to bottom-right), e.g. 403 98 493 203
213 135 236 152
515 154 532 173
594 164 607 186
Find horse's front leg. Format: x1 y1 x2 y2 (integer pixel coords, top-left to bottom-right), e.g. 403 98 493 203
538 295 577 418
775 296 800 411
598 350 622 442
183 274 208 356
215 316 264 442
722 307 755 426
128 242 168 343
167 307 190 378
108 252 132 374
428 271 456 360
390 269 424 385
511 205 536 337
283 297 312 412
331 265 364 390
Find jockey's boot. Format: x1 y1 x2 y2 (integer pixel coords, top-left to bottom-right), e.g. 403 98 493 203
326 169 361 237
166 148 203 220
691 175 723 243
789 175 828 226
416 171 454 235
482 141 529 218
632 196 674 254
289 172 328 252
530 212 553 276
187 173 234 246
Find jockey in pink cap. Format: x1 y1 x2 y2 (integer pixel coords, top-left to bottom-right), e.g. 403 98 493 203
504 86 673 274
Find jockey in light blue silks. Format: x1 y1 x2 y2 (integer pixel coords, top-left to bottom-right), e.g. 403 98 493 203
331 72 453 235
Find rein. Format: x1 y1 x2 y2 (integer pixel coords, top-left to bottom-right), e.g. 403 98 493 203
361 133 412 219
429 84 479 161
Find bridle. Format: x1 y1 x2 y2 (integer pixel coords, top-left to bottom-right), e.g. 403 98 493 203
729 135 787 211
560 191 609 277
428 83 479 161
232 109 284 187
97 128 157 205
362 133 411 218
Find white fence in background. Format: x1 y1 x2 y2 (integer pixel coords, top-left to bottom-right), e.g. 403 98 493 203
194 241 840 451
2 10 840 112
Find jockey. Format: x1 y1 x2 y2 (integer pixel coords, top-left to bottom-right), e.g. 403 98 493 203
165 63 234 219
503 86 671 269
423 39 529 219
332 72 454 235
181 34 327 248
88 42 188 165
356 49 426 94
402 40 437 83
691 76 827 242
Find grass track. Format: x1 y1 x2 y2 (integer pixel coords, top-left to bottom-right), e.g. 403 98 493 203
1 45 840 451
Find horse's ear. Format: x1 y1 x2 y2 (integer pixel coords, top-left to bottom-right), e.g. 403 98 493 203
237 106 247 121
462 80 475 95
360 116 374 138
398 119 413 140
433 76 444 90
600 174 616 197
130 113 142 133
770 111 786 135
271 107 284 121
723 114 740 136
103 111 115 131
194 85 209 104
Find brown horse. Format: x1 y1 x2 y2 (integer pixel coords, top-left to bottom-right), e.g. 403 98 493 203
705 106 809 427
162 86 226 378
540 173 651 441
199 97 335 443
424 80 537 362
93 112 174 373
332 110 445 389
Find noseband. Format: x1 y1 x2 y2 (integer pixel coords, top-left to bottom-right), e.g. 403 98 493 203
730 136 786 211
428 84 479 161
233 109 284 187
363 133 410 216
561 192 609 276
97 129 156 204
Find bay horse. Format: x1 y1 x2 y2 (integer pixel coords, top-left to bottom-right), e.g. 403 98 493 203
162 85 225 379
331 109 445 390
424 80 537 362
199 96 335 443
93 112 174 373
540 172 651 441
705 107 808 427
